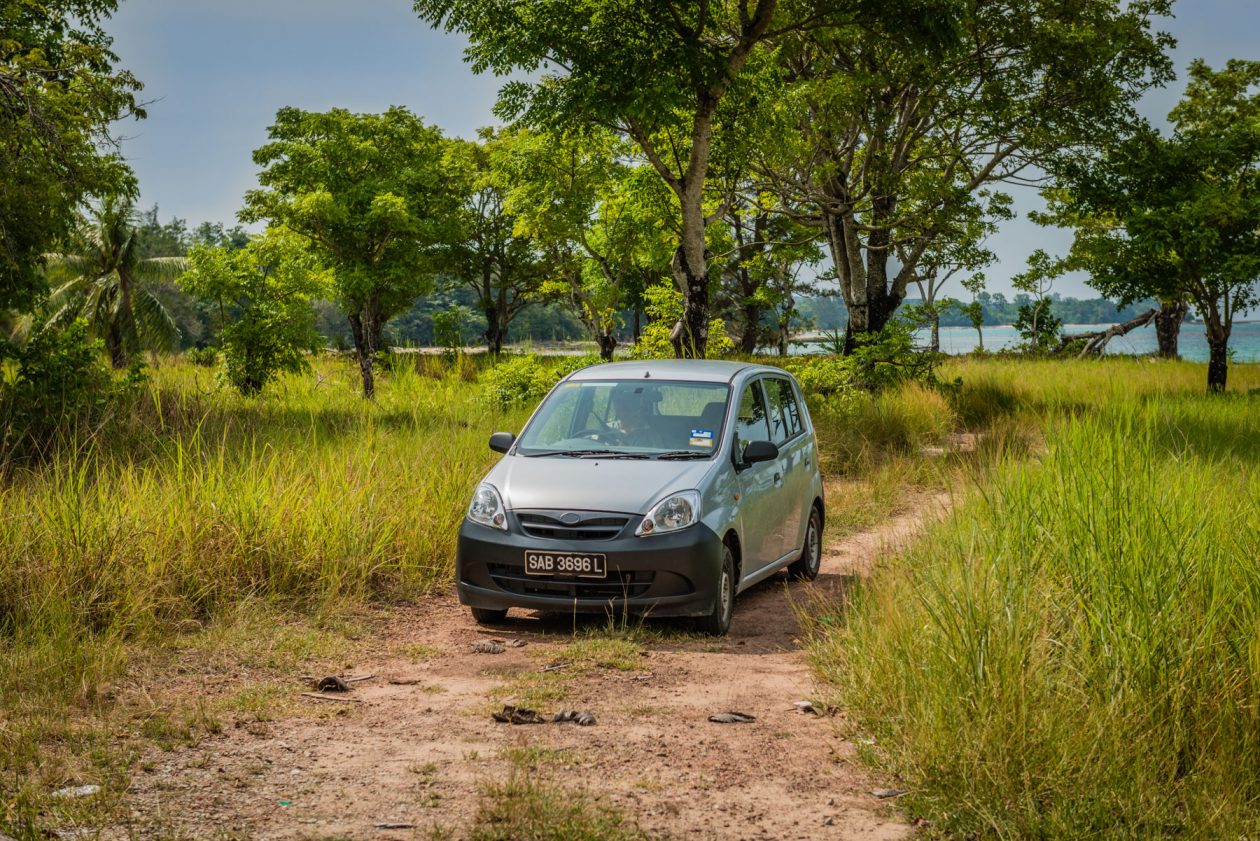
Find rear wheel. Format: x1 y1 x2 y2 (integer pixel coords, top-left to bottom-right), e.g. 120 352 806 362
788 507 822 581
697 544 736 636
470 606 508 625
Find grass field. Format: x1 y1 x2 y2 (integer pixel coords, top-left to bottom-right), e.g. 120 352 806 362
807 358 1260 840
3 351 1257 838
0 353 529 829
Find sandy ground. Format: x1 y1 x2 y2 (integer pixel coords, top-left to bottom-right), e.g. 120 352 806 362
125 496 946 840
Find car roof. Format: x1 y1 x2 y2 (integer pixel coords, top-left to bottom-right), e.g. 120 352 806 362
564 359 787 384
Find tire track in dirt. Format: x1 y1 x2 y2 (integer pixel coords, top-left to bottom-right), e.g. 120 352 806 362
127 492 950 840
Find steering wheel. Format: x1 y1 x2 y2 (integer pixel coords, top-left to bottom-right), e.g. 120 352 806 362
573 426 627 444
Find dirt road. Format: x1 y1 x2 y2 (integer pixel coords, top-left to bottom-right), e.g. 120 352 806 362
127 500 941 839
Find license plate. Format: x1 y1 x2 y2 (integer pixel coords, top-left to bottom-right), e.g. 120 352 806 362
524 551 607 579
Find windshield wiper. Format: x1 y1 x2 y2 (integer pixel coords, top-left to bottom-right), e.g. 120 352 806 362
524 449 649 459
655 450 712 460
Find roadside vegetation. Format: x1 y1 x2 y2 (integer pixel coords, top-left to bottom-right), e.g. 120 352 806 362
806 360 1260 840
4 1 1260 839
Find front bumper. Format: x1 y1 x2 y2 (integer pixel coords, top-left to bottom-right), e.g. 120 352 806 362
456 513 723 618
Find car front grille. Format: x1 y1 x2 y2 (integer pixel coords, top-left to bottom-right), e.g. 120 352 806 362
487 564 655 600
515 511 633 541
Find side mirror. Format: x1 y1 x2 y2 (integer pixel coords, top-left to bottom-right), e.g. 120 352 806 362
741 440 779 464
489 432 516 454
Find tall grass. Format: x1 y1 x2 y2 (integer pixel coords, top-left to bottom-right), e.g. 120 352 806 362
0 354 528 826
809 383 1260 839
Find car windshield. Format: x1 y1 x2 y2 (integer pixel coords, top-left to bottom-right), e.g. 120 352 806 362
516 380 731 458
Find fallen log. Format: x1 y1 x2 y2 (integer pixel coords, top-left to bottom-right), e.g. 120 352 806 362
1055 308 1158 358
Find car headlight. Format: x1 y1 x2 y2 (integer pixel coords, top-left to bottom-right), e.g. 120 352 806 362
636 490 700 537
467 483 508 531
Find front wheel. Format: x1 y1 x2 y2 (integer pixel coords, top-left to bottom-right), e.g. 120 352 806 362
470 606 508 625
697 544 736 636
788 508 822 581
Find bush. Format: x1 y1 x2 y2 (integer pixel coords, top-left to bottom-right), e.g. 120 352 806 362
179 232 327 396
783 318 949 400
480 353 601 410
0 320 114 456
184 346 220 367
625 281 734 359
1014 299 1062 351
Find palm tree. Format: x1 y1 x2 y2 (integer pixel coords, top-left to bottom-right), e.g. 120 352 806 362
45 197 185 368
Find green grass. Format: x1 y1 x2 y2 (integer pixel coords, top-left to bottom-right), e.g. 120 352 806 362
0 354 527 835
7 348 1256 839
465 770 654 841
807 362 1260 840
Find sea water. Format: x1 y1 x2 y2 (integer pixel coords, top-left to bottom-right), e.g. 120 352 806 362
792 321 1260 362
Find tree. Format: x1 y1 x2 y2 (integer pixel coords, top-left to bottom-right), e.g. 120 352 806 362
905 204 1001 352
1042 60 1260 391
441 130 547 355
502 129 673 360
44 197 184 367
180 230 328 395
953 273 987 351
763 0 1173 350
414 0 934 357
714 193 823 354
1011 249 1062 351
241 107 453 398
0 0 142 315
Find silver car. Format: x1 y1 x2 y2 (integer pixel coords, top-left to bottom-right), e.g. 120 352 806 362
456 360 825 635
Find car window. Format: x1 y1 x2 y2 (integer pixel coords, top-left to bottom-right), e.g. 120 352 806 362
765 377 803 441
517 380 730 456
734 381 771 449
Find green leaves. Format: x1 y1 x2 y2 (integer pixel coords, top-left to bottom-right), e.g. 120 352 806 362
242 106 453 317
0 0 142 312
1039 59 1260 388
180 230 328 396
241 106 457 394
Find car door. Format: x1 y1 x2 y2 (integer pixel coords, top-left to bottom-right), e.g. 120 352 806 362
763 375 812 558
732 378 785 575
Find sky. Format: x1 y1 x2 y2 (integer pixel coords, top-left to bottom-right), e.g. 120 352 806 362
106 0 1260 298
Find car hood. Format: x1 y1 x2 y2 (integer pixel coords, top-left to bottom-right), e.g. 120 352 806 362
485 455 716 514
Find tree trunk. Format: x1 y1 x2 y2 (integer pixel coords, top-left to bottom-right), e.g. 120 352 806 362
670 240 710 359
1207 335 1229 393
632 308 641 343
346 295 386 399
106 322 126 369
347 311 376 399
843 294 901 353
929 312 940 353
739 304 762 355
975 326 984 351
484 304 504 355
596 332 616 362
1154 299 1187 359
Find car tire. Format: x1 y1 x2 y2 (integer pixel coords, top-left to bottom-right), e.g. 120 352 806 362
788 507 822 581
470 606 508 625
697 544 736 636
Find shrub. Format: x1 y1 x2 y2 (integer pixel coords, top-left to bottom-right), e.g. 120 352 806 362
783 318 949 399
179 231 327 396
184 346 220 367
432 305 473 355
481 353 601 409
625 281 734 359
1014 299 1062 351
0 320 114 456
